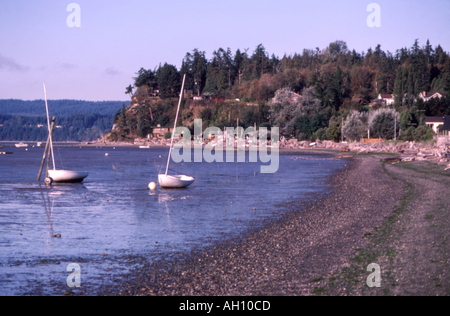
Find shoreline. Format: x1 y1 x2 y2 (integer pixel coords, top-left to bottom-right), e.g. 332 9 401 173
90 153 450 296
93 154 449 296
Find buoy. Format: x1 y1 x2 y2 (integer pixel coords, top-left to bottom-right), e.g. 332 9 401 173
148 182 156 190
45 177 53 185
105 153 109 156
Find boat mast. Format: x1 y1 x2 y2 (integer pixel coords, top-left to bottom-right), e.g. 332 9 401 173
43 82 56 170
165 74 186 176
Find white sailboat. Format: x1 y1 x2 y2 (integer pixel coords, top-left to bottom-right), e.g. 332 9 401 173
158 74 195 188
43 82 88 183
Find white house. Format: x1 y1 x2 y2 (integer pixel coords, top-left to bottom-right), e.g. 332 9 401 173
377 94 394 105
425 116 444 134
419 91 445 102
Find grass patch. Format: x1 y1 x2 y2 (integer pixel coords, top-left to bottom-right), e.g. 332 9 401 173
322 159 450 295
311 287 325 295
395 161 450 178
323 159 417 295
311 277 324 283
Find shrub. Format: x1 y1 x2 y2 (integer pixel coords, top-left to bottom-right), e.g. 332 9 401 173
327 117 342 142
413 125 434 141
312 127 328 141
342 110 367 142
399 126 416 141
399 125 435 142
368 108 400 140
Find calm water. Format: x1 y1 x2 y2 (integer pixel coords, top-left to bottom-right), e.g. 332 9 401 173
0 144 346 295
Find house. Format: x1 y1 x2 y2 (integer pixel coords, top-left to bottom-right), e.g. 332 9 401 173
425 116 444 134
443 116 450 134
146 82 160 97
418 91 445 102
377 94 394 105
150 87 160 97
151 125 174 139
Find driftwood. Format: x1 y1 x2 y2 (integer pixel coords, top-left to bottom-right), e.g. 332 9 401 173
383 157 402 163
277 137 450 170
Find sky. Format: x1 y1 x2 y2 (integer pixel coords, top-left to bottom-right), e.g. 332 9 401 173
0 0 449 101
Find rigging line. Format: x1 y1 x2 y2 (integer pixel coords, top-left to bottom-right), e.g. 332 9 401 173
168 168 182 174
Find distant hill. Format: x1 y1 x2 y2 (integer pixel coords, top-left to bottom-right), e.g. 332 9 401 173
0 99 129 116
0 99 129 141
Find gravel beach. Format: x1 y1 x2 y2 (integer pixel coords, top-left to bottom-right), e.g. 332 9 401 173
96 153 450 296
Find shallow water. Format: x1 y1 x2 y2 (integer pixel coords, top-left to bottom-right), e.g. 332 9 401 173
0 145 346 295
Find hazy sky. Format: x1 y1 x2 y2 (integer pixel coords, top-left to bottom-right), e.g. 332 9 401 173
1 0 449 101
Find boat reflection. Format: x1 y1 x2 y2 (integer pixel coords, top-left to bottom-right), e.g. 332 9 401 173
40 189 57 254
39 183 87 254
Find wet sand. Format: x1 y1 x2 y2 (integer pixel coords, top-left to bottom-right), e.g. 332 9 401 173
92 153 449 296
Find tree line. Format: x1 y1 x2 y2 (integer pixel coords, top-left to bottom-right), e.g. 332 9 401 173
0 113 114 141
0 99 128 116
127 39 449 104
115 39 449 142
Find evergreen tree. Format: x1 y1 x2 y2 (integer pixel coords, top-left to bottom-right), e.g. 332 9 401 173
425 39 434 64
393 65 407 107
333 66 343 110
156 63 180 99
406 64 415 107
251 44 270 79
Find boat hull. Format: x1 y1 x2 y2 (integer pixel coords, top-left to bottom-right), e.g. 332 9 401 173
48 170 88 183
158 174 195 188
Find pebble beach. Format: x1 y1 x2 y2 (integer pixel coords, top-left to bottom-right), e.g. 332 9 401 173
93 151 450 296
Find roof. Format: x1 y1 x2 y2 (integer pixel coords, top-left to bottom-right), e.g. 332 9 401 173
444 116 450 131
425 116 444 123
421 91 447 99
379 94 393 99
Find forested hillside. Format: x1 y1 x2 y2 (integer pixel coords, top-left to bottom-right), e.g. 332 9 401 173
0 100 128 141
0 99 128 116
110 39 449 142
0 113 114 142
